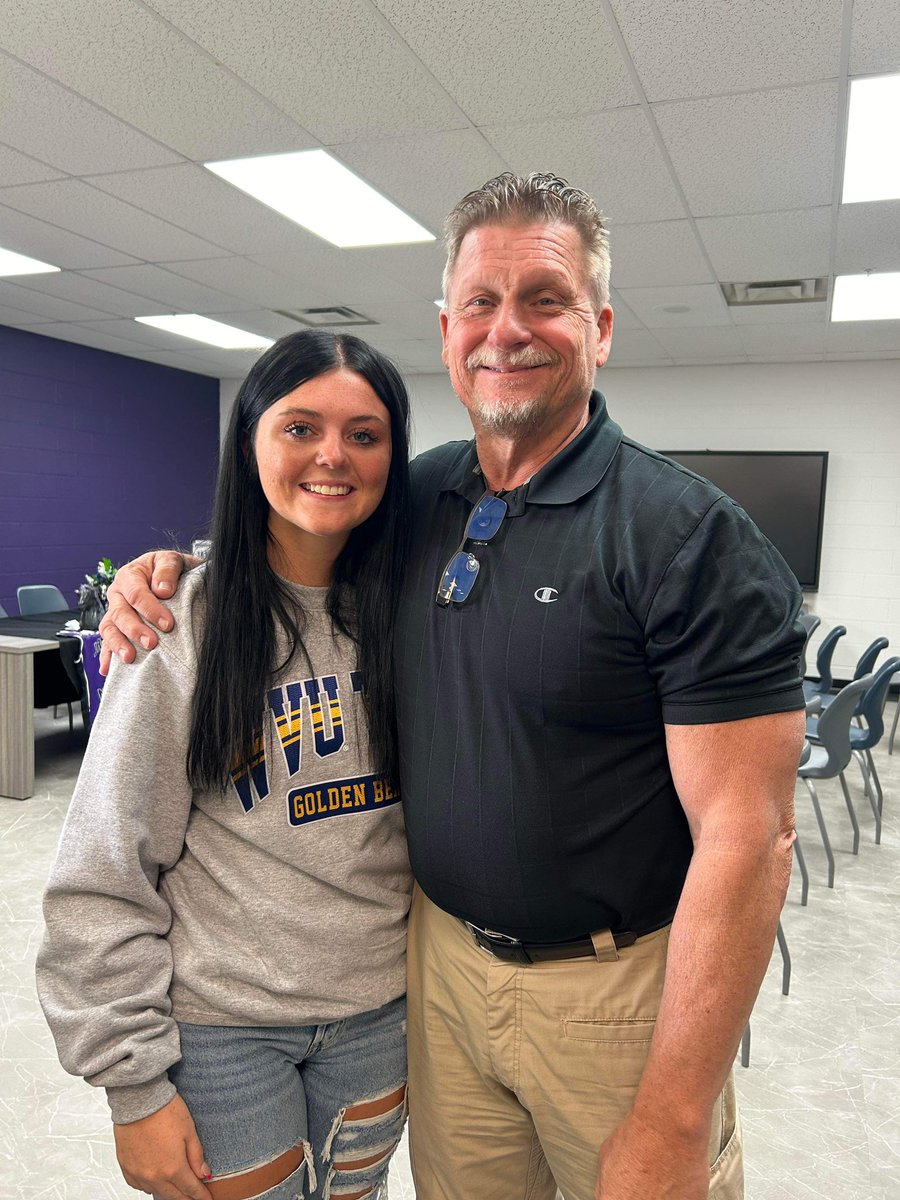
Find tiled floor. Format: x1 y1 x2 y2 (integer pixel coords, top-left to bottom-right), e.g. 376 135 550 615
2 706 898 1199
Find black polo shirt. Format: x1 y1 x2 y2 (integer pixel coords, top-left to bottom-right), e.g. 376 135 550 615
394 392 804 942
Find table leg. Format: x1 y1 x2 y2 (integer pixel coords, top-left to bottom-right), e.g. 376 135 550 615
0 650 36 800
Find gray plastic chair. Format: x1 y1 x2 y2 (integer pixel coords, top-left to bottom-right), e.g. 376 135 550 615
815 636 889 718
847 657 900 845
17 584 68 615
740 920 791 1068
802 624 846 701
797 612 821 680
0 600 7 617
799 674 873 888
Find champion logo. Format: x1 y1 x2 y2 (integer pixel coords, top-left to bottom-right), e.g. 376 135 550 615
534 587 559 604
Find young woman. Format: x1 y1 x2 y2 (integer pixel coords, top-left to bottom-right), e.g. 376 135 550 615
37 331 413 1200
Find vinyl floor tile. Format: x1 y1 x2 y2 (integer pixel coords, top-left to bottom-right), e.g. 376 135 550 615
2 706 899 1199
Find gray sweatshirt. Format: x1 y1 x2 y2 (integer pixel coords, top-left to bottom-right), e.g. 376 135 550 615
36 568 411 1124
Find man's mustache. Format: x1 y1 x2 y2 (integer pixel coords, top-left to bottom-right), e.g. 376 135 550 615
466 347 558 371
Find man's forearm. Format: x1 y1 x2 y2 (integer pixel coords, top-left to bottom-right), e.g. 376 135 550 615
631 823 793 1137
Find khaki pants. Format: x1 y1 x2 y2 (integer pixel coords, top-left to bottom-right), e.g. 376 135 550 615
407 888 743 1200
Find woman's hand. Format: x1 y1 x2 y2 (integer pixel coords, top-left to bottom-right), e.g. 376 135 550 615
113 1094 213 1200
99 551 196 674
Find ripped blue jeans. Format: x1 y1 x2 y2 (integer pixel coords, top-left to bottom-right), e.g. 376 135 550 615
168 996 407 1200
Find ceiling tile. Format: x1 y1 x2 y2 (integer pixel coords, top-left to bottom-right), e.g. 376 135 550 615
605 329 670 364
333 130 508 235
737 322 828 356
0 180 231 262
695 207 833 280
483 108 686 225
610 0 843 101
0 301 56 326
250 249 421 308
0 3 309 161
849 0 900 75
145 0 468 143
346 242 450 303
616 283 733 327
826 320 900 353
22 321 158 356
609 220 713 288
0 280 122 323
0 204 139 269
608 289 645 330
4 272 164 320
79 264 247 314
0 142 63 187
372 0 635 125
654 82 838 216
652 325 745 357
85 164 331 257
77 316 264 356
728 300 828 325
835 201 900 274
388 340 446 374
161 256 338 311
360 300 444 341
0 51 181 175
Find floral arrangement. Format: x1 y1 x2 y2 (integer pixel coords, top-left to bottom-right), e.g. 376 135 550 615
75 558 119 629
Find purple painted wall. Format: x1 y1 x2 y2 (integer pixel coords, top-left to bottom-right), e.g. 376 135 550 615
0 325 219 616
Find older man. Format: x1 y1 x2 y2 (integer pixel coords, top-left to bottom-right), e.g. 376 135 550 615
102 174 806 1200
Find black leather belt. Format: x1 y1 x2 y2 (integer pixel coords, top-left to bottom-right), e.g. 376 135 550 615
465 921 637 964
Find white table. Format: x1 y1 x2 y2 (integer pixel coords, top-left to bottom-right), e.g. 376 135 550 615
0 636 59 800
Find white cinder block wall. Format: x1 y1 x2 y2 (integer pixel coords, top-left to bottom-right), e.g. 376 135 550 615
222 360 900 682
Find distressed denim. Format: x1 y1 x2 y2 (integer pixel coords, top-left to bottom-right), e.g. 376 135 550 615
168 995 407 1200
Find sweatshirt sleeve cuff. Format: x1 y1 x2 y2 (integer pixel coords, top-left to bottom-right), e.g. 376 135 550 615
106 1073 176 1125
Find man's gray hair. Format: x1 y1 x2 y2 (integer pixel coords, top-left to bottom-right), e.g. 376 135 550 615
442 172 611 309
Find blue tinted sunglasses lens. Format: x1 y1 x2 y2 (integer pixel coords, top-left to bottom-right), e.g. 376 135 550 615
436 551 481 604
465 495 507 541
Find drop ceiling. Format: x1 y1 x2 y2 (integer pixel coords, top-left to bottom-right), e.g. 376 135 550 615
0 0 898 379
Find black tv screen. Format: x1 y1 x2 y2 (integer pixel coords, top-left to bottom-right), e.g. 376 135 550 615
659 451 828 591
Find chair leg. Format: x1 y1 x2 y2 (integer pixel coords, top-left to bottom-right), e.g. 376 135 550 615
854 749 882 844
793 833 809 906
865 749 884 845
67 702 74 734
53 705 59 719
889 699 899 755
740 1023 751 1069
776 920 791 996
802 777 835 888
838 770 860 855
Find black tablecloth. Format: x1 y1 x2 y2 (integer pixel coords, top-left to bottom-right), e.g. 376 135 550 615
0 610 86 708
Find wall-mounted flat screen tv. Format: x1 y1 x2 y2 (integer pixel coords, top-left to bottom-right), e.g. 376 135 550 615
659 451 828 591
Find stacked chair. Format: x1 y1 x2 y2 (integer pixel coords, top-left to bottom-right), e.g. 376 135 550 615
744 623 894 1069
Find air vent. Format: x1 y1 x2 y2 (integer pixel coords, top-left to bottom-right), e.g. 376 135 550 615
721 278 828 306
274 306 376 327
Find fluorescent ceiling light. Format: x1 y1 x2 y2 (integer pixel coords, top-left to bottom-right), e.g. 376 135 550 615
831 273 900 322
0 246 60 276
205 149 434 248
136 314 274 349
842 73 900 203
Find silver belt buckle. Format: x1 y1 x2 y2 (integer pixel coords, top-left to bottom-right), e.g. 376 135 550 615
466 921 522 949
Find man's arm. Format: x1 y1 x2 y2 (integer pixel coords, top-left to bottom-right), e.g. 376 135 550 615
595 707 805 1200
99 551 195 673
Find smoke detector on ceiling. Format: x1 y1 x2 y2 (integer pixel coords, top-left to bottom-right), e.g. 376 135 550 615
275 306 377 327
721 278 828 306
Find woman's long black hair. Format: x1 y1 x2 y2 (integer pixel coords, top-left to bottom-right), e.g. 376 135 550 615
187 330 411 792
